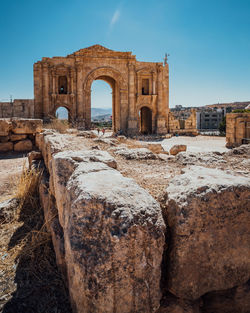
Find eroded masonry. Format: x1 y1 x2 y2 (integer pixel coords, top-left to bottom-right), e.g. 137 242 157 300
33 44 169 134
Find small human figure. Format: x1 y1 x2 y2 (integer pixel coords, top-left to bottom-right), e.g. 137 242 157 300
97 128 100 136
102 128 105 136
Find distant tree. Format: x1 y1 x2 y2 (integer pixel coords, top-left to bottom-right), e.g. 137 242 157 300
219 116 226 135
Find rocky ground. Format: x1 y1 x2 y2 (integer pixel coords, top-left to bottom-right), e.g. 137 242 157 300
0 131 249 313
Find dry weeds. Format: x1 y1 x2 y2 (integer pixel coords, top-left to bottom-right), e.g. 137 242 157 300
44 118 70 133
0 166 72 313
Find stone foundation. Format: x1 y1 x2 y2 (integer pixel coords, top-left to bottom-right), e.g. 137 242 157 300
0 118 42 152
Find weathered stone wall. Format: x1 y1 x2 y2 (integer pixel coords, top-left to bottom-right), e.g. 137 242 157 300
168 108 197 135
0 99 34 118
226 112 250 147
36 131 166 313
0 118 42 152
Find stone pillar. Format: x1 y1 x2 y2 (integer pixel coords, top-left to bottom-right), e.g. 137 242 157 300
70 69 76 120
152 71 156 95
156 64 167 134
76 63 84 121
42 62 50 120
52 72 56 94
127 62 137 134
34 62 43 118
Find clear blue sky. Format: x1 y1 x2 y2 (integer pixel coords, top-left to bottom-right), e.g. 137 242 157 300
0 0 249 108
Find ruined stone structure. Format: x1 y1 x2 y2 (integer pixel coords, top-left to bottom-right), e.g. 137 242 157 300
168 108 197 135
0 99 34 118
33 44 169 134
226 112 250 147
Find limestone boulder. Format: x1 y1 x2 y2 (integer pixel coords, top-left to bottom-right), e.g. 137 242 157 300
11 118 43 134
0 119 11 136
93 137 119 146
77 130 97 138
0 141 13 152
176 152 226 166
14 139 33 151
115 147 157 160
226 144 250 156
147 143 166 154
51 150 165 313
170 144 187 155
35 132 86 169
163 166 250 300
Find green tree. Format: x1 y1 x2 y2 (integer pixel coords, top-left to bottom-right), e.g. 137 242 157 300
219 116 226 135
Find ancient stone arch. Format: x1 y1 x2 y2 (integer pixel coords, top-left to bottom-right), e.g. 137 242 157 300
34 44 169 134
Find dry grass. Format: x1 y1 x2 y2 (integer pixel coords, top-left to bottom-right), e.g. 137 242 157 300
0 166 72 313
44 118 70 133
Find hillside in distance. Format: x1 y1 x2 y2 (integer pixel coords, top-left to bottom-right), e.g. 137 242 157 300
56 107 112 120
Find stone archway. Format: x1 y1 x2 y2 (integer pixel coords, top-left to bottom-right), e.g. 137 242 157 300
53 104 72 122
83 67 127 132
140 106 152 134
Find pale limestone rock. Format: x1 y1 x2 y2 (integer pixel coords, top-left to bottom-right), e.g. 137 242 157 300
169 144 187 155
0 141 13 152
50 150 165 313
11 118 42 134
0 119 11 136
93 137 119 146
115 147 156 160
147 143 166 154
14 139 33 151
77 130 97 138
10 134 27 141
163 166 250 300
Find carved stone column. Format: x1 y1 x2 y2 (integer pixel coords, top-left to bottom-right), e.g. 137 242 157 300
127 62 137 134
42 62 50 119
70 69 76 120
76 63 84 120
152 71 156 95
156 64 167 134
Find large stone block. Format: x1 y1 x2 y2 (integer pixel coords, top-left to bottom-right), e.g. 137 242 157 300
0 141 13 152
51 150 165 313
0 119 11 136
11 118 43 134
10 134 27 141
163 166 250 300
14 139 33 151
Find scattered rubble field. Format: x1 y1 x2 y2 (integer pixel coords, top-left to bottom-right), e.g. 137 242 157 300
0 131 249 313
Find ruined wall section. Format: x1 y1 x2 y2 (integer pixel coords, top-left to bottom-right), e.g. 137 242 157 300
226 112 250 147
0 99 34 119
0 118 42 152
168 108 197 135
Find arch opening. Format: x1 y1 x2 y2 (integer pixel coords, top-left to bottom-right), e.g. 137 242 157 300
55 106 69 121
91 77 114 132
140 106 152 134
